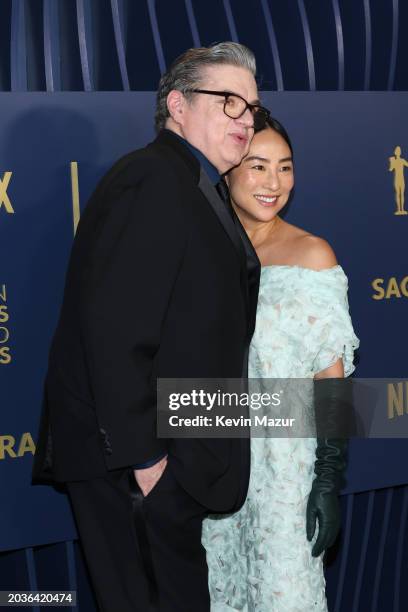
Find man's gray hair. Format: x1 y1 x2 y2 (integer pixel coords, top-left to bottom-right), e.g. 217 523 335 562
155 42 257 132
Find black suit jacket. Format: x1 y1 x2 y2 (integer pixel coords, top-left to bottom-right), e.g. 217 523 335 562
33 129 260 512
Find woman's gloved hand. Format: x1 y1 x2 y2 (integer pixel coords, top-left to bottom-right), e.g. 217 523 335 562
306 378 353 557
306 438 346 557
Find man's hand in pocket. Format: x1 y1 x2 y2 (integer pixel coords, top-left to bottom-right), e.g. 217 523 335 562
134 455 168 497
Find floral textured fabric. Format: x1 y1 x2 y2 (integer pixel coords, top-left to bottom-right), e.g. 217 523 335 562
202 265 359 611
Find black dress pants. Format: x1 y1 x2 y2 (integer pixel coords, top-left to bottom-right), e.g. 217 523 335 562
67 461 210 612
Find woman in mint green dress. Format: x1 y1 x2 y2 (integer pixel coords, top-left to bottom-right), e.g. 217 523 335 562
202 118 359 611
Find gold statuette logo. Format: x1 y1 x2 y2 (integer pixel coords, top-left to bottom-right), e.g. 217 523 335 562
389 146 408 215
0 171 14 214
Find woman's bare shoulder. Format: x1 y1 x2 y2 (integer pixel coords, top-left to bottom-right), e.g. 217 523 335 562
284 223 338 270
296 234 338 270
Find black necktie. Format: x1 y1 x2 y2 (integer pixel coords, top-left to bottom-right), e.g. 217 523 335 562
216 179 234 220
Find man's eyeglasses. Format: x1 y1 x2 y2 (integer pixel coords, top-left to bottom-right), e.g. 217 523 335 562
186 89 270 131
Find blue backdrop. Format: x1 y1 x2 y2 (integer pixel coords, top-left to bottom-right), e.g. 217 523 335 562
1 92 408 552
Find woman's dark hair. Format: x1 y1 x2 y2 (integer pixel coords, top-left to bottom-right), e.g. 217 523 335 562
256 115 293 158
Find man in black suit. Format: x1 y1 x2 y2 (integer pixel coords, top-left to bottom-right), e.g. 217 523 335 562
33 42 268 611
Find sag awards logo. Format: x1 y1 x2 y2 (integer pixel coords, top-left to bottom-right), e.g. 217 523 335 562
389 145 408 215
0 171 14 214
371 147 408 299
372 275 408 300
0 284 11 364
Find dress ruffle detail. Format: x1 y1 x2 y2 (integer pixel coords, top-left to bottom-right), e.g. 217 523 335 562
202 265 359 611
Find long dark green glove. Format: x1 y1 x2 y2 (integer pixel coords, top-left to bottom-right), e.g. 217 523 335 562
306 378 352 558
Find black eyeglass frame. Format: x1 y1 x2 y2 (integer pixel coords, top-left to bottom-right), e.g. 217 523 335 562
186 89 270 129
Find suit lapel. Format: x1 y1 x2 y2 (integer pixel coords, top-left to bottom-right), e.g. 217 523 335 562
198 168 260 334
233 215 261 339
155 131 261 340
198 168 246 264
